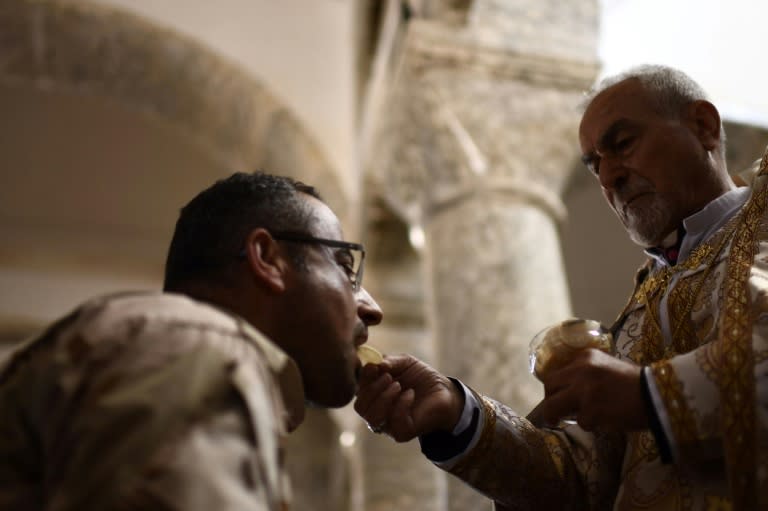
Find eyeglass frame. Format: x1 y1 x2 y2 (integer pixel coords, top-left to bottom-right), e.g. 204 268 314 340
240 231 366 292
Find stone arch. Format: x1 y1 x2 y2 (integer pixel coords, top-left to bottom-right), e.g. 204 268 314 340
0 0 347 312
0 1 349 507
0 0 342 202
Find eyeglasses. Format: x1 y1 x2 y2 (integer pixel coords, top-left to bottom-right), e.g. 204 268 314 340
270 232 366 292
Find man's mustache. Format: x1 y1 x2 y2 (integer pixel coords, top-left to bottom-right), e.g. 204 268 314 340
612 178 654 211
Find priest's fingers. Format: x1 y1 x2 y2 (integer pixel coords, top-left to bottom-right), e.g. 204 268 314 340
357 360 385 387
355 373 401 428
355 370 393 412
385 388 418 442
540 350 646 431
536 388 579 428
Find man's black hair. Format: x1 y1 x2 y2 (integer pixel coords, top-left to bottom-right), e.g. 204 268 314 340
163 171 322 291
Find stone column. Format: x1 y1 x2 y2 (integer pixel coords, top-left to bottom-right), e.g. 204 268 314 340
361 199 446 511
367 1 599 509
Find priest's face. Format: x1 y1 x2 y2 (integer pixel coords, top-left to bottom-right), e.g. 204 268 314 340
578 78 725 247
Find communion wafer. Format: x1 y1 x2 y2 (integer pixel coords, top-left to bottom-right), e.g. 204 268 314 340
357 345 384 366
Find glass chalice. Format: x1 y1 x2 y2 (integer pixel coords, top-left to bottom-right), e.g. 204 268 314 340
528 318 613 425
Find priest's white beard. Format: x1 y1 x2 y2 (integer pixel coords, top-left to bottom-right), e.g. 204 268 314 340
623 194 673 247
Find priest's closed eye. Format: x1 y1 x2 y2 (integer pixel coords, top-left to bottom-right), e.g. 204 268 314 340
614 135 636 153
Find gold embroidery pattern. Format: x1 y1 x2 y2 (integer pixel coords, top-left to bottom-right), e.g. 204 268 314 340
620 432 658 483
542 434 566 479
609 155 768 508
668 275 702 354
634 430 659 464
631 218 738 366
696 337 724 385
619 202 749 504
619 432 695 509
650 361 699 448
623 310 654 364
451 394 497 477
640 291 665 364
705 495 733 511
693 266 720 341
609 260 653 339
666 262 726 356
635 242 711 303
450 396 577 509
718 171 768 508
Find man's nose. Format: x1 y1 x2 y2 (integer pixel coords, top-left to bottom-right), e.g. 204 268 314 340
598 154 628 191
356 287 383 326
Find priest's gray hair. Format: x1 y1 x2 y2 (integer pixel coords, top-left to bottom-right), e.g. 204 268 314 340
581 65 711 114
580 64 726 146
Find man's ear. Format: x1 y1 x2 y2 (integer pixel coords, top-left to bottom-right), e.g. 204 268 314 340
684 100 721 151
243 228 288 293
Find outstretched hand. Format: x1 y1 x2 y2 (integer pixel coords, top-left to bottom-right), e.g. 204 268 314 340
354 354 464 442
535 348 648 432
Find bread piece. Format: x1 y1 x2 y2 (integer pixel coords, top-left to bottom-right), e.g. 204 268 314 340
357 345 384 366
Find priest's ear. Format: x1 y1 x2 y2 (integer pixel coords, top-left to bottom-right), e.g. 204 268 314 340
241 228 288 293
684 100 722 152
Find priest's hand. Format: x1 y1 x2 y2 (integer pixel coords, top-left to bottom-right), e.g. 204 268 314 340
354 354 464 442
536 348 648 432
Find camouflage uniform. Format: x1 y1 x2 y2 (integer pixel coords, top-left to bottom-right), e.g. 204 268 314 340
0 292 303 510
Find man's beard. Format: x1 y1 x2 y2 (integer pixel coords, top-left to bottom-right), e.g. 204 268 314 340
621 194 673 247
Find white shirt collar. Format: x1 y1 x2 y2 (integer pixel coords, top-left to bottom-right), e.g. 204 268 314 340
644 187 750 266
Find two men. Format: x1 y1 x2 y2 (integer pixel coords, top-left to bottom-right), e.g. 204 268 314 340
0 172 382 510
3 62 766 510
356 65 768 509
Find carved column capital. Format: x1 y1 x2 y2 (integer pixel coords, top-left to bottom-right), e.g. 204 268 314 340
362 3 601 509
372 13 597 227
